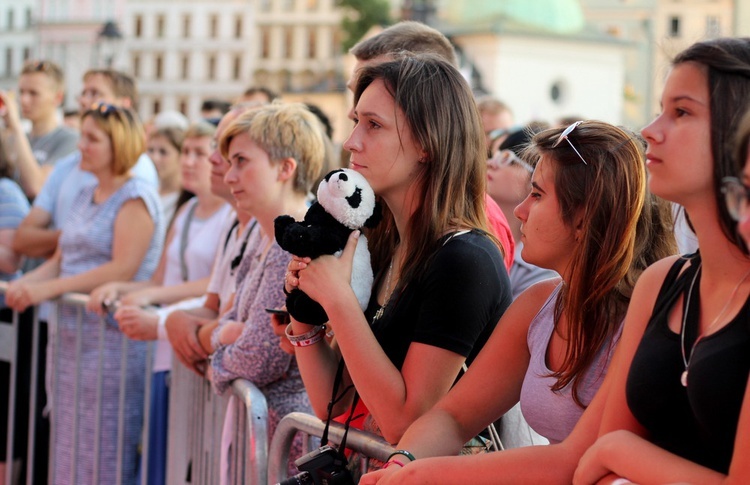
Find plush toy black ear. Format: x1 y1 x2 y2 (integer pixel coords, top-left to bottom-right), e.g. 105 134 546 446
363 201 383 229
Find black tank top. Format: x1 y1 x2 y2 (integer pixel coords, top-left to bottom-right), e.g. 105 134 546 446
626 254 750 473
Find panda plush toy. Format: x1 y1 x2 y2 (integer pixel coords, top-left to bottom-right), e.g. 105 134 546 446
274 168 381 325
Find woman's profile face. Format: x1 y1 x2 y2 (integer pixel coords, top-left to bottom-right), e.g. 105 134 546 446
180 135 213 196
147 134 181 188
77 116 113 176
224 132 277 215
513 156 577 274
641 62 713 205
343 78 425 199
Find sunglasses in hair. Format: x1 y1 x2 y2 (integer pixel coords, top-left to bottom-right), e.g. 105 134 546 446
26 60 55 72
553 121 589 166
92 101 120 116
721 177 750 221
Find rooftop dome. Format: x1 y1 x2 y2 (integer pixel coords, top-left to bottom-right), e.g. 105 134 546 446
441 0 586 34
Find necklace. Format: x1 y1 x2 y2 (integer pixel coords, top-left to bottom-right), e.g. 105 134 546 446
373 258 394 321
679 263 750 387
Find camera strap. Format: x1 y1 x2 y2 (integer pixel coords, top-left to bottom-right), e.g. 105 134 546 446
321 358 360 454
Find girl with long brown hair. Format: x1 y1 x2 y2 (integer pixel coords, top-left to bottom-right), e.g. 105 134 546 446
361 119 676 483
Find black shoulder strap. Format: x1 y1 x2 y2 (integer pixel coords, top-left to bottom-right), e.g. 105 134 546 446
649 253 700 322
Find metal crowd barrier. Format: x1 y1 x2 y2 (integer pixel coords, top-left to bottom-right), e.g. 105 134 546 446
166 355 271 485
268 412 395 484
1 283 153 485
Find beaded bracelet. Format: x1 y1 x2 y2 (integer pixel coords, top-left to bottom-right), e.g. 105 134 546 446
387 450 416 463
285 323 326 347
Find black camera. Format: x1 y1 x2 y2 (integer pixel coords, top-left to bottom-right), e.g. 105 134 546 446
277 445 354 485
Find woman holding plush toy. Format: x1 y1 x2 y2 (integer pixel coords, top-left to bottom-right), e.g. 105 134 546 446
284 53 512 460
200 102 326 475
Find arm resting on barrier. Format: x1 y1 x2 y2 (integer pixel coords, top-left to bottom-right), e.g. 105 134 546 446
12 205 59 259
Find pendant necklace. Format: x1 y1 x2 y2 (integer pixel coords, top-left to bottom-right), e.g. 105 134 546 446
679 263 750 387
373 258 394 322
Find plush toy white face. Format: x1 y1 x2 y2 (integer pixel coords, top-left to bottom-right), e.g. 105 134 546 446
316 169 376 229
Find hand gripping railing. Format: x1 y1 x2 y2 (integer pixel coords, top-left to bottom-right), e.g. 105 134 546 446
267 412 395 485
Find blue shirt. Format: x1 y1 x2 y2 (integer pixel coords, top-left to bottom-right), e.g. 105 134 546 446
34 151 159 229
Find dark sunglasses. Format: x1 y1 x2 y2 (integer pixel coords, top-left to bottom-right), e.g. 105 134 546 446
553 121 589 166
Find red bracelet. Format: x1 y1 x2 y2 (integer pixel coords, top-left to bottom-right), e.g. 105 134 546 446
384 459 406 469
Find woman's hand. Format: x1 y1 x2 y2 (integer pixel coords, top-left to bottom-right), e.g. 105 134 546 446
218 321 244 346
119 289 152 308
114 305 158 341
5 280 51 312
87 282 120 315
359 465 402 484
573 431 623 485
286 230 359 312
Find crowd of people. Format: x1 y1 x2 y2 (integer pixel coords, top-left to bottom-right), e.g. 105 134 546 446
0 18 748 485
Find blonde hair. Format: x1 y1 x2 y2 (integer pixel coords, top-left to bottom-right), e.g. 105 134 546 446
219 103 325 195
82 104 145 176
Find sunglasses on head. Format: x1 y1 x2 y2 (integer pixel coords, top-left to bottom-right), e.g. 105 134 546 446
91 102 119 116
553 121 589 166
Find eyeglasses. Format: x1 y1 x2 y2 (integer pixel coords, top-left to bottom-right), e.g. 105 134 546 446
488 149 534 173
553 121 589 166
721 177 750 221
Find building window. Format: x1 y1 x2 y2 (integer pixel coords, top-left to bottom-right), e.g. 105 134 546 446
134 15 143 38
153 99 161 116
307 0 318 11
22 47 30 61
179 99 188 115
5 48 12 76
284 27 294 59
182 14 191 38
260 0 272 12
209 14 219 39
233 54 242 80
283 0 295 11
234 15 242 39
25 7 32 28
181 54 190 80
7 10 14 30
307 28 316 59
155 54 163 80
260 28 270 59
156 15 165 38
132 53 141 78
706 16 721 38
208 54 216 80
669 16 681 37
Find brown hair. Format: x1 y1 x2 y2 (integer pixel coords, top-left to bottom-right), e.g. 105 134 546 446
350 21 458 67
83 69 139 110
734 107 750 180
82 104 145 176
672 37 750 254
354 53 495 286
526 121 675 406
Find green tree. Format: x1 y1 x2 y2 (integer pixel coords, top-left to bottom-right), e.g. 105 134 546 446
337 0 392 52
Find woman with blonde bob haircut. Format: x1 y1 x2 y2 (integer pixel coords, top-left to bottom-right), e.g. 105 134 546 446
197 103 326 475
6 102 164 484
